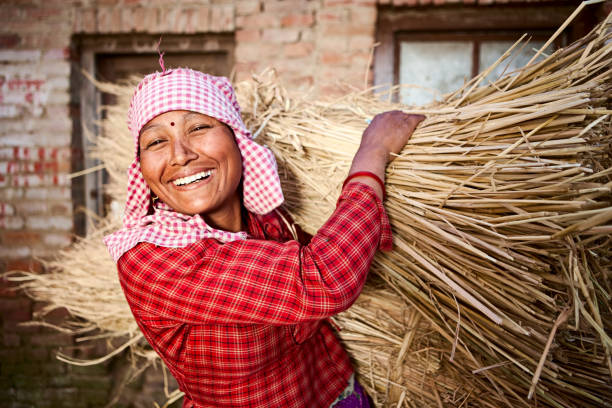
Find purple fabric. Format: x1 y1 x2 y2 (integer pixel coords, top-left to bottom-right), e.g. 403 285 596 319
331 379 370 408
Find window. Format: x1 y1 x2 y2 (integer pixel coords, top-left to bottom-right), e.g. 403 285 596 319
374 3 597 105
397 32 555 105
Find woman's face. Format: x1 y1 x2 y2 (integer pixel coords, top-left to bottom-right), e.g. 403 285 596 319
139 110 243 228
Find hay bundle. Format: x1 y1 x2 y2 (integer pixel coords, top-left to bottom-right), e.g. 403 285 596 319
240 17 612 407
14 7 611 408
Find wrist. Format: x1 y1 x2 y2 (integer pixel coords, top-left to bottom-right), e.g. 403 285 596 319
343 171 385 199
355 145 389 164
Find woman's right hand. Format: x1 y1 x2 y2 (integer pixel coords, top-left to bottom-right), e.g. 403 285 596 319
345 111 425 198
360 110 425 161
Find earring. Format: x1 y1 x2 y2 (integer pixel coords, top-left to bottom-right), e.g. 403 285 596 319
151 193 158 203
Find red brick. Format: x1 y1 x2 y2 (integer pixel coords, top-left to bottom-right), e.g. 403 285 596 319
236 0 260 15
109 7 122 32
350 7 377 25
273 58 313 74
281 13 314 27
323 22 372 36
80 8 97 33
236 13 278 29
284 42 314 58
120 7 135 32
42 232 72 248
324 0 355 5
96 7 113 32
24 7 63 20
210 4 235 32
285 75 314 90
316 35 348 51
318 83 346 98
0 231 42 246
233 62 258 81
3 319 41 334
0 202 15 216
264 0 314 13
26 215 72 231
320 52 351 65
0 298 32 322
4 259 43 273
261 28 300 43
349 35 374 51
50 202 72 216
182 8 199 34
318 9 349 22
0 216 25 230
0 34 21 48
235 43 278 62
133 7 147 31
236 29 261 42
144 6 160 31
29 332 73 347
0 276 20 297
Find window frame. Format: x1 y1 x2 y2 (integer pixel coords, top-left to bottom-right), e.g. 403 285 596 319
374 3 597 96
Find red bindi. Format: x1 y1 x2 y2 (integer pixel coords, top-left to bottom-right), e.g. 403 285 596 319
170 121 175 126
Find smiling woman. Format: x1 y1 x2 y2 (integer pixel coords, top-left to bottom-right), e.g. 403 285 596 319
103 67 423 408
139 111 243 231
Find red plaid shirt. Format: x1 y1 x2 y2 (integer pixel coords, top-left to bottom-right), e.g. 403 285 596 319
117 183 392 407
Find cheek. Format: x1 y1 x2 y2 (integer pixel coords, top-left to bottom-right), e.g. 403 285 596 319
226 143 243 184
139 154 160 188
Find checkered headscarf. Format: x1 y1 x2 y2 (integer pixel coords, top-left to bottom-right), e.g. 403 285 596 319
104 68 284 262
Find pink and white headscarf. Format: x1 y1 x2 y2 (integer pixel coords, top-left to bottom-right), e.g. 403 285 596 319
103 68 284 262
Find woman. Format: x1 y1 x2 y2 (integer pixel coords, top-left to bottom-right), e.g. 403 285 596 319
104 68 424 407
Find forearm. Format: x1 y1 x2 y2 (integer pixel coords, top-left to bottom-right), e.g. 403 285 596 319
345 146 388 199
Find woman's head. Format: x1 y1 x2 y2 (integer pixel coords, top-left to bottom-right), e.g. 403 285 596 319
123 68 284 229
139 110 243 230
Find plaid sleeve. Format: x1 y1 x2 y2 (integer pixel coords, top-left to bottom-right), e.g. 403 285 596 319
117 183 392 325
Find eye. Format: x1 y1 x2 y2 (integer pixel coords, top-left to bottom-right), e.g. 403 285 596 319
144 138 165 150
190 124 212 133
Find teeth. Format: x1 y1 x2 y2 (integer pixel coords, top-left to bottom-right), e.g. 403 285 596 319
173 170 212 186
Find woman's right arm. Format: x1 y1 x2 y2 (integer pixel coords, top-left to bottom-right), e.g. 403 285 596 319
117 112 424 325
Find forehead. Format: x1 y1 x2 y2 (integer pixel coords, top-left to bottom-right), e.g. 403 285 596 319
149 110 215 124
140 110 220 135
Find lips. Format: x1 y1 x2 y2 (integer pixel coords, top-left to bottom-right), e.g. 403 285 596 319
172 169 213 186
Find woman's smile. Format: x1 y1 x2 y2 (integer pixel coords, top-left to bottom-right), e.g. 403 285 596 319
139 110 243 231
171 169 214 187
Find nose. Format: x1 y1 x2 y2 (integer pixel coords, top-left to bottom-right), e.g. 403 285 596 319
169 137 197 166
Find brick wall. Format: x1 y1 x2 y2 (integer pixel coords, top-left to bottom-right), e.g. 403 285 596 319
0 1 381 406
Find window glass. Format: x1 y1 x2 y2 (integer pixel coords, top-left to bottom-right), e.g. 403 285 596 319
479 41 552 85
399 41 473 106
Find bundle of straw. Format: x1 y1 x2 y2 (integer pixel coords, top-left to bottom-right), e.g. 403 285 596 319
235 15 612 407
14 6 611 408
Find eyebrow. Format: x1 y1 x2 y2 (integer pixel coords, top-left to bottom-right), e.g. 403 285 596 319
140 122 160 135
184 111 212 122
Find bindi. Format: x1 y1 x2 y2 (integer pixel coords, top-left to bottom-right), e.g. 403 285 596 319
170 121 175 126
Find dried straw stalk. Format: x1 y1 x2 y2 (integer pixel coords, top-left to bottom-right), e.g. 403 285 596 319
13 6 611 408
